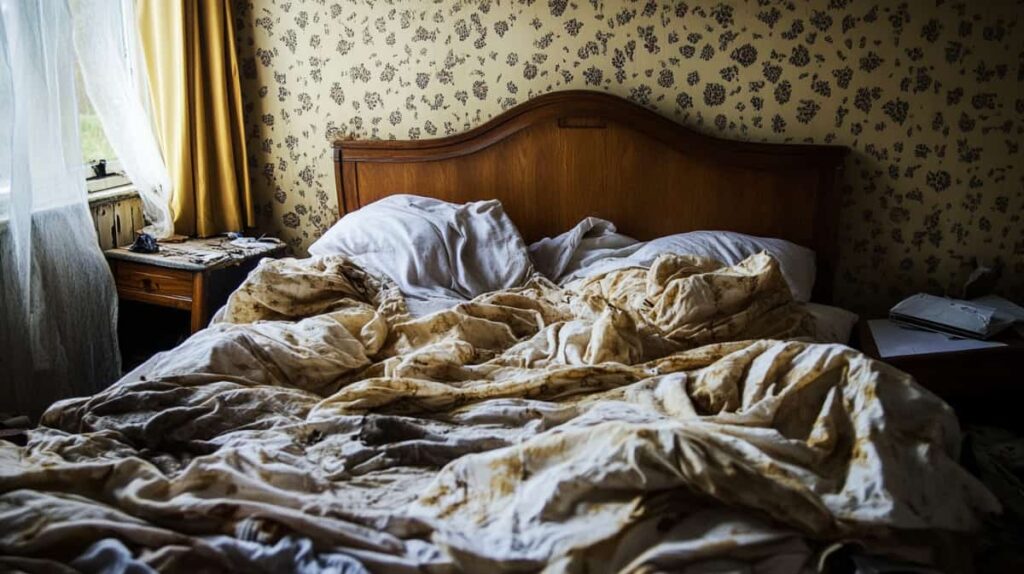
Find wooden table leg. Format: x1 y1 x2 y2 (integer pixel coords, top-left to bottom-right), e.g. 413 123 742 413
190 271 206 333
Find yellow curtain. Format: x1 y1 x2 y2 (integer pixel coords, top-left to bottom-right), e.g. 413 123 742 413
138 0 253 237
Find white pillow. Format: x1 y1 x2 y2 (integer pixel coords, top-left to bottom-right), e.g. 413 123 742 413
309 195 533 309
803 302 860 344
531 222 818 302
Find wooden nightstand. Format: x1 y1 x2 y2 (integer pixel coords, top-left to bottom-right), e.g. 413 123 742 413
857 319 1024 428
106 237 286 333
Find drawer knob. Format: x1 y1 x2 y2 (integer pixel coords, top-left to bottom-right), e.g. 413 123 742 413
141 278 155 291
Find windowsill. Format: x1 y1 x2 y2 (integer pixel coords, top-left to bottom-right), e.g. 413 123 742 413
0 184 138 231
88 184 139 207
86 172 131 193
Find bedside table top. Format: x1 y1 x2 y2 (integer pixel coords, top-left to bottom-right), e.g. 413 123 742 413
105 236 286 272
860 318 1024 361
860 318 1021 360
857 318 1024 427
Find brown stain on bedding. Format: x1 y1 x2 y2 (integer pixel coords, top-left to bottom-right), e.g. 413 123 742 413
489 455 525 499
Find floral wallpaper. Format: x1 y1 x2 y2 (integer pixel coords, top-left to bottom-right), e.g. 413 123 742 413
233 0 1024 315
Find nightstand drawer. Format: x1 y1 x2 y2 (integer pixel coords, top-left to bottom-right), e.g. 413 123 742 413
112 260 195 310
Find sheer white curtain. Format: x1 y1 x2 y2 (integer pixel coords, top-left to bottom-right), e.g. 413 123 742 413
0 0 120 419
73 0 173 238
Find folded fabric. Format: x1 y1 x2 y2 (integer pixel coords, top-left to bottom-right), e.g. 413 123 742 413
528 217 639 280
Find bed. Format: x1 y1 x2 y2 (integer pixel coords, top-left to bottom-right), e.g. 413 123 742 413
0 92 999 573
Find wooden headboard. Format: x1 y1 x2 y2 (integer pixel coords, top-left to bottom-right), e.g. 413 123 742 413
333 90 847 301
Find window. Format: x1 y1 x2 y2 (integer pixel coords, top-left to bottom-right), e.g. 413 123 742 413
0 40 9 220
71 0 132 194
76 62 116 165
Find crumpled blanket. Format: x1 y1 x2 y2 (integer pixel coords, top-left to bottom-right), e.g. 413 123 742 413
0 253 999 573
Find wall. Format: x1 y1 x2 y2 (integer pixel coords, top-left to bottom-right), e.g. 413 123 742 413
234 0 1024 314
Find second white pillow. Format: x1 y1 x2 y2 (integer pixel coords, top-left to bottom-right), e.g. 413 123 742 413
531 220 818 302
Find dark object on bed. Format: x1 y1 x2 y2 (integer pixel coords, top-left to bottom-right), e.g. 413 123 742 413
0 429 27 446
333 90 848 302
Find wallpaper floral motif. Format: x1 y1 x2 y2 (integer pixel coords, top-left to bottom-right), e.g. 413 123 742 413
233 0 1023 314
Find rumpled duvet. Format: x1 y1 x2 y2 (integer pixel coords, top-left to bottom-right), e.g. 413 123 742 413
0 252 999 573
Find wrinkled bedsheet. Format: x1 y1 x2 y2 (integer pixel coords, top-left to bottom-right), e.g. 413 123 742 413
0 253 999 573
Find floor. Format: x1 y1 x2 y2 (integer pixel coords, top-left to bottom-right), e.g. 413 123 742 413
963 425 1024 573
117 299 192 373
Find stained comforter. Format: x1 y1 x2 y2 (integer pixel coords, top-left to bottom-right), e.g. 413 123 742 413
0 253 999 573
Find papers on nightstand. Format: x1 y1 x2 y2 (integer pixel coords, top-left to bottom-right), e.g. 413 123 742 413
229 236 284 250
889 293 1013 339
972 295 1024 337
868 319 1006 358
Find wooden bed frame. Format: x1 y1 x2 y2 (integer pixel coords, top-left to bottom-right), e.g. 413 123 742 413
333 90 848 301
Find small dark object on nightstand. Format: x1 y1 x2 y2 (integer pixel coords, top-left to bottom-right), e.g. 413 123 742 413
128 233 160 254
89 159 107 179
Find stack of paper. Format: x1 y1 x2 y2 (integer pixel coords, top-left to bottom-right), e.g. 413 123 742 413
973 294 1024 337
889 293 1015 340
